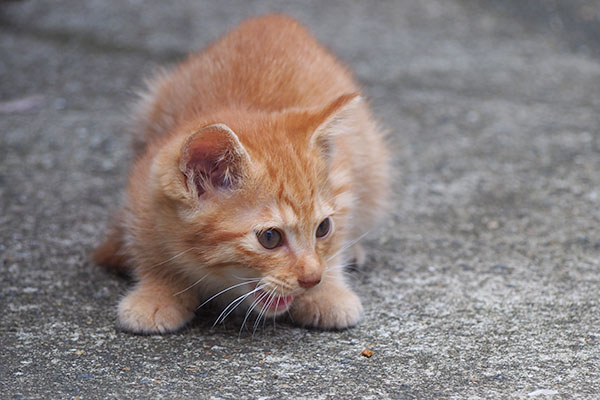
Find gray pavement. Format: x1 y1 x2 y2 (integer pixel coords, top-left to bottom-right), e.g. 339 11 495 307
1 1 600 398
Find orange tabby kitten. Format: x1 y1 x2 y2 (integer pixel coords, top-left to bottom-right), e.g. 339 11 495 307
93 14 390 334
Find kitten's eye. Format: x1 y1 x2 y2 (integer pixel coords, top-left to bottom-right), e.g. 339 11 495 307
316 217 331 238
257 229 283 249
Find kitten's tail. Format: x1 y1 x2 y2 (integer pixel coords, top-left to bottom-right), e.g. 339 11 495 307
92 217 130 273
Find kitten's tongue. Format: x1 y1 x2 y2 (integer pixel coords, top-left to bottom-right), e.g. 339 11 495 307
255 289 294 312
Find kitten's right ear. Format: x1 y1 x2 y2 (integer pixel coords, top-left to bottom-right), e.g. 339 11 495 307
308 93 362 161
179 123 250 197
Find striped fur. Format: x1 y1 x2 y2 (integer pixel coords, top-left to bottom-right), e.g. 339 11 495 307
93 14 390 334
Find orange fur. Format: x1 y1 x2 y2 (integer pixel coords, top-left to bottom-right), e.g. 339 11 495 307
94 14 390 334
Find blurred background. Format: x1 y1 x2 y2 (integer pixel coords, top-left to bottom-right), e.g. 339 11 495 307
1 1 599 398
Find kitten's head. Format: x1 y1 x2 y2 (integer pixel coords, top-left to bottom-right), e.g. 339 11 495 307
150 93 361 316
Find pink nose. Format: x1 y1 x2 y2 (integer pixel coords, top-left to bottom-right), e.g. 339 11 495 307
298 277 321 289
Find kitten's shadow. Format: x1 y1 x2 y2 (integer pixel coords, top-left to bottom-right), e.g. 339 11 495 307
183 306 299 338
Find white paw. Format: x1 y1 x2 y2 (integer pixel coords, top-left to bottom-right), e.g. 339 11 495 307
290 286 363 330
117 292 195 334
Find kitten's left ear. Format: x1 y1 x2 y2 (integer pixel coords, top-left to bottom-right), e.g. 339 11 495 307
309 92 362 159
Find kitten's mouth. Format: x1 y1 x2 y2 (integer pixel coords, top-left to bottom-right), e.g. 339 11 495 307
254 289 294 313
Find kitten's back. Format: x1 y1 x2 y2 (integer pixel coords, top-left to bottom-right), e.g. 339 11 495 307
136 14 358 148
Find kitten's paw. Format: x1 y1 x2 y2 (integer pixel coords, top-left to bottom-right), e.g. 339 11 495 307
290 286 363 330
117 292 195 334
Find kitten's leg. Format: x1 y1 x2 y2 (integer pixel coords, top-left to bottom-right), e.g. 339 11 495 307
290 264 363 329
118 275 199 334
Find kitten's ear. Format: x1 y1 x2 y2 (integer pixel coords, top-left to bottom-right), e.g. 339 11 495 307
179 123 250 197
309 93 362 160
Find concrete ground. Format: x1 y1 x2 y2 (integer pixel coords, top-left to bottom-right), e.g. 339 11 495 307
1 0 599 398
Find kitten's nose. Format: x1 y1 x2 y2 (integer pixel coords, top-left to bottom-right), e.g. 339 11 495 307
295 254 322 289
298 276 321 289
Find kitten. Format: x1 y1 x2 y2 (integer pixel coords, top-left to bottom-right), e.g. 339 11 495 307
93 14 390 334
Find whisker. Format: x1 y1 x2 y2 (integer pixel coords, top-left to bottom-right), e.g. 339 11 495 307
172 274 208 297
326 230 371 262
263 294 281 331
253 288 276 334
230 273 261 282
252 298 270 335
214 284 266 326
196 279 261 310
259 291 277 334
286 307 294 323
262 291 279 332
239 290 269 336
325 260 368 280
324 263 350 274
263 276 294 292
149 247 200 269
272 293 280 331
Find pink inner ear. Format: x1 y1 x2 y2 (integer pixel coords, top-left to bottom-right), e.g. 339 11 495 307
183 135 232 196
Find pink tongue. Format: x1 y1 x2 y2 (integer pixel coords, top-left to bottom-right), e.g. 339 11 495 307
256 290 294 311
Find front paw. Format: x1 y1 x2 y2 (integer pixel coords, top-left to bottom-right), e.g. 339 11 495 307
290 286 363 330
117 291 195 334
